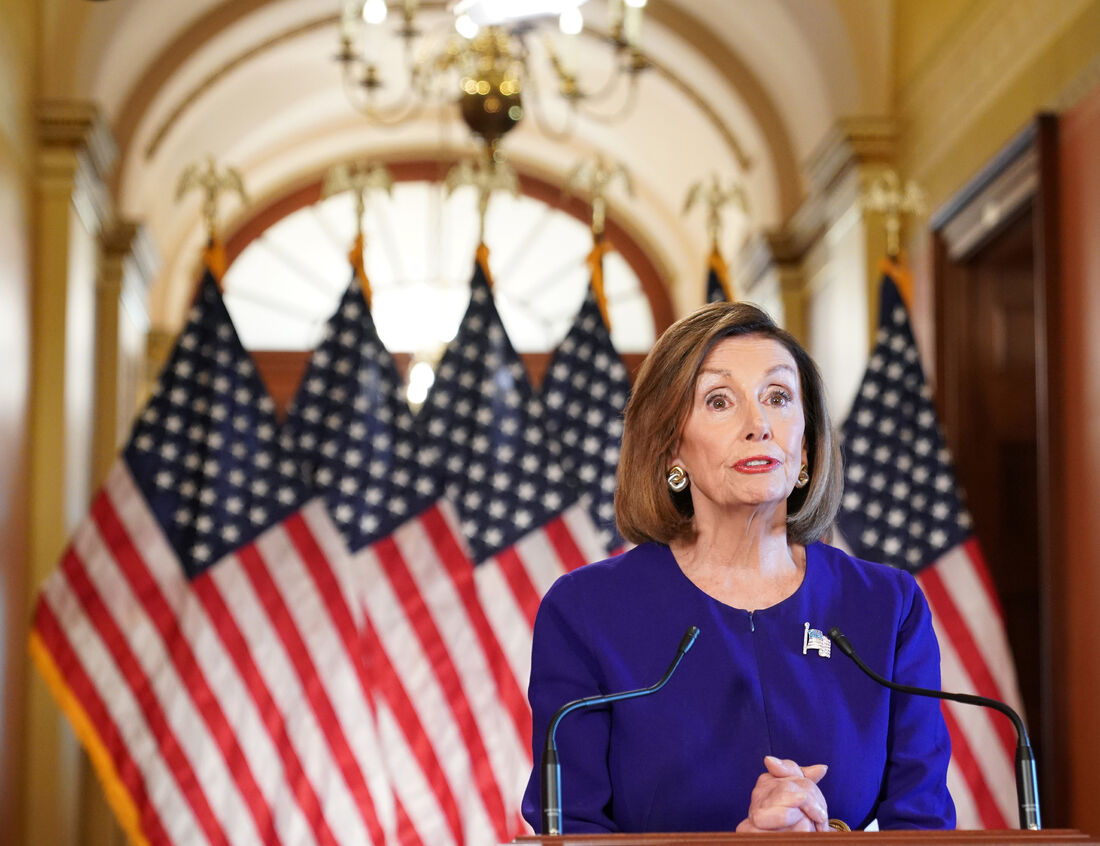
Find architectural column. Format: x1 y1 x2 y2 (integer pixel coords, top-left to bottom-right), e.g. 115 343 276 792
748 117 898 420
26 98 116 846
93 221 155 487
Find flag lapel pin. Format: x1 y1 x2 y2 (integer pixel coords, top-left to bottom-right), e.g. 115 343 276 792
803 622 832 658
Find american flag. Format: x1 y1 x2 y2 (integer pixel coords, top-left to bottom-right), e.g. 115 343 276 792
410 258 607 803
540 282 631 551
30 271 397 845
281 260 611 845
836 271 1026 829
282 275 510 845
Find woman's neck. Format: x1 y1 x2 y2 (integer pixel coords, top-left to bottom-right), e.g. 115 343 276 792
668 507 806 611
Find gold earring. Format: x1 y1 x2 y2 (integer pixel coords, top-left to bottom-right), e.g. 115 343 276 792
796 464 810 488
667 465 689 492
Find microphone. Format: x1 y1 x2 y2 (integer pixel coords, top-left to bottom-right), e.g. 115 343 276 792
827 626 1040 830
540 625 700 836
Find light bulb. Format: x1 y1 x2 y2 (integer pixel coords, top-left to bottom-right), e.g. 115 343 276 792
559 6 583 35
455 13 479 39
362 0 388 25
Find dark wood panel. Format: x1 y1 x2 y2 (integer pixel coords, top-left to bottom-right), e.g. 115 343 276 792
932 115 1063 825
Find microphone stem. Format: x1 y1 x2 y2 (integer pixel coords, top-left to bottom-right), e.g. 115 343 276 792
829 627 1041 830
541 625 699 835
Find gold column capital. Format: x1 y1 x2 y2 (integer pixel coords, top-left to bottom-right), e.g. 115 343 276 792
804 116 897 196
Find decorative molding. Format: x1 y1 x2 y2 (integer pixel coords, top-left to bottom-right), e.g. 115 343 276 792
36 99 117 233
100 221 157 333
738 116 897 290
898 0 1090 177
36 98 117 180
735 228 804 294
804 116 896 196
932 132 1039 262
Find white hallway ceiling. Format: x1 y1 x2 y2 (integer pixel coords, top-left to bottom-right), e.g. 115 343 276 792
45 0 891 350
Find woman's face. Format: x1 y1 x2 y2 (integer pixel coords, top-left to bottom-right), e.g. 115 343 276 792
671 335 807 522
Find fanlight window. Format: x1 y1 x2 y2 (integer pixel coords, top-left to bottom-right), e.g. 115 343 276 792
222 181 655 358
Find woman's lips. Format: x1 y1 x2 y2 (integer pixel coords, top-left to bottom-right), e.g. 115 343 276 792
733 457 780 473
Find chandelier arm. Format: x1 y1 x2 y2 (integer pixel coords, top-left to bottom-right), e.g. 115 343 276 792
523 69 580 141
340 71 427 126
573 48 639 105
573 73 642 124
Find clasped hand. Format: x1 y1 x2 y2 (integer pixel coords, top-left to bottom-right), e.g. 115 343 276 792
735 755 832 833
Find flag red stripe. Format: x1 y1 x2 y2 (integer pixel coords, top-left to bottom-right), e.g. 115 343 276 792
283 511 371 686
918 564 1017 760
236 543 384 844
393 795 425 846
941 702 1012 829
963 537 1007 621
191 573 339 846
91 492 278 842
360 614 464 845
543 512 590 574
493 547 542 630
421 504 531 759
61 548 230 846
373 530 511 840
33 598 171 845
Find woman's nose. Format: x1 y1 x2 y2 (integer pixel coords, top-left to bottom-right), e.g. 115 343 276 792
743 406 771 441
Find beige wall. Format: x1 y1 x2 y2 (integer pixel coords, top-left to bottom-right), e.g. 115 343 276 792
0 0 35 840
895 0 1100 211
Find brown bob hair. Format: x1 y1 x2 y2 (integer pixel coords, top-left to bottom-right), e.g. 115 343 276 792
615 301 843 547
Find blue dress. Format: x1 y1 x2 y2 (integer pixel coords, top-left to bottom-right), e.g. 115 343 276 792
521 541 955 833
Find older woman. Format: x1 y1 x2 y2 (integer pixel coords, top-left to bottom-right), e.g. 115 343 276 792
521 302 955 833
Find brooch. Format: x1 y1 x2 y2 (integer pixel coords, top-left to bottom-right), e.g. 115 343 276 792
803 622 832 658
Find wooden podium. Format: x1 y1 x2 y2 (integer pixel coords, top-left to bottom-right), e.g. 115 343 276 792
514 831 1099 845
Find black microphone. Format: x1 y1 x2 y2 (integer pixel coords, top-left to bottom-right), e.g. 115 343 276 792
828 626 1040 830
540 625 700 836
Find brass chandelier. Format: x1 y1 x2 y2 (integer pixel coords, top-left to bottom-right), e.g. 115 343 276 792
334 0 651 148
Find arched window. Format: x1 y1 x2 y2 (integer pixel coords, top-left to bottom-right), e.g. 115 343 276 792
222 168 671 409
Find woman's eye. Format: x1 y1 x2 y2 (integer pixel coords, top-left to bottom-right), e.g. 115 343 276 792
766 390 792 406
706 394 729 410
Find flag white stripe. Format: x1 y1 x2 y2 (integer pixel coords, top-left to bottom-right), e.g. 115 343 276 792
933 547 1025 713
927 602 1018 826
394 505 529 809
560 501 612 565
375 697 456 846
42 575 204 845
511 527 568 599
257 504 395 842
106 467 319 846
474 561 533 699
299 497 366 626
946 755 981 831
73 514 260 846
209 552 371 845
357 531 498 845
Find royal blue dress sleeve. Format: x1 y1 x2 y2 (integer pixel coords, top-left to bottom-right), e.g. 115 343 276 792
875 571 956 829
521 573 618 833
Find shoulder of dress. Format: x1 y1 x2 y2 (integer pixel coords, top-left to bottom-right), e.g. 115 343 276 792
809 541 919 595
550 542 670 594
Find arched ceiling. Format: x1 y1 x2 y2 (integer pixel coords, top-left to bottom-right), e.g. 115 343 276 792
42 0 891 333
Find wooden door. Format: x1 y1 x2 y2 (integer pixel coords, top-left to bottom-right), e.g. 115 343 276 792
931 116 1062 823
